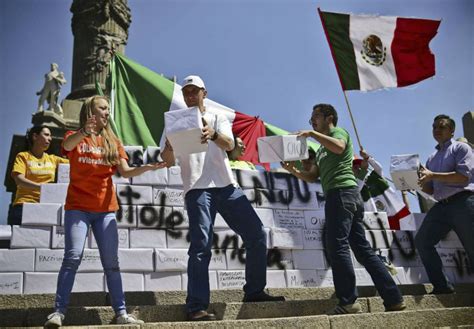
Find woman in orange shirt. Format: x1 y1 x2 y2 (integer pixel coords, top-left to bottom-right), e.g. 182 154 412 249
45 96 166 327
10 126 69 225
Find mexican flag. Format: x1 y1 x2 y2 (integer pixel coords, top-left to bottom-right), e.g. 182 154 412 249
359 158 416 231
108 53 269 167
318 9 441 91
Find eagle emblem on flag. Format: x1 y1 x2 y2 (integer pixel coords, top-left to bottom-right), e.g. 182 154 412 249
361 34 386 66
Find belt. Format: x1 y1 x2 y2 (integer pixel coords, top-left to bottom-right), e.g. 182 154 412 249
438 190 474 204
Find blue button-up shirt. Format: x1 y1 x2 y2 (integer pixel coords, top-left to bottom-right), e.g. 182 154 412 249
426 139 474 201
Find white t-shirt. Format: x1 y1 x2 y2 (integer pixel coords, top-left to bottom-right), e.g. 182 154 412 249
161 109 237 194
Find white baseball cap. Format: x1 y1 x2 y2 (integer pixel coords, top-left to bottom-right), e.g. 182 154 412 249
182 75 206 90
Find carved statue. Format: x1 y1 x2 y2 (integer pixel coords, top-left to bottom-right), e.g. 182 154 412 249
36 63 67 115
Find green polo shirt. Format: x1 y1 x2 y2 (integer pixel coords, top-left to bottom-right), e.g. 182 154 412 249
315 127 357 194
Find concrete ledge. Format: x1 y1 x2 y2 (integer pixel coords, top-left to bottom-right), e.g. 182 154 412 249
329 307 474 328
2 283 473 310
368 293 474 313
142 315 331 328
2 305 474 327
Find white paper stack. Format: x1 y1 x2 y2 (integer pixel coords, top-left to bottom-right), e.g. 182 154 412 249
116 185 153 205
303 210 325 229
10 226 51 249
124 146 144 167
132 168 168 186
217 270 245 289
129 229 167 248
0 273 23 294
165 107 207 156
292 250 327 269
257 135 308 163
0 225 12 240
116 205 137 227
273 209 305 229
136 205 172 229
390 154 421 190
271 228 303 249
57 163 70 183
154 249 188 271
118 248 154 272
144 272 182 291
39 183 68 204
0 249 35 272
144 146 161 164
22 203 62 226
363 212 389 230
285 269 320 288
23 272 58 294
167 166 183 186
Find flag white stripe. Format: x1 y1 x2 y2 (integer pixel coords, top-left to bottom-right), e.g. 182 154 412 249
350 15 398 91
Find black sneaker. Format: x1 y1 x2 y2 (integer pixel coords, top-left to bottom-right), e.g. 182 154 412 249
243 291 286 302
186 310 217 321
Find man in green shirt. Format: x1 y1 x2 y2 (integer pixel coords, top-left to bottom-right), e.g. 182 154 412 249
282 104 405 314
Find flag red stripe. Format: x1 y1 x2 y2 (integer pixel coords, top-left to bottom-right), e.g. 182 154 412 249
387 205 411 230
392 17 441 87
232 111 269 170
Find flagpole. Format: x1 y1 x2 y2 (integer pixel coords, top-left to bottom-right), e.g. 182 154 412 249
342 91 363 151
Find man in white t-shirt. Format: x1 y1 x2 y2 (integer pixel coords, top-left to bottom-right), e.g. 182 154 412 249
161 75 284 321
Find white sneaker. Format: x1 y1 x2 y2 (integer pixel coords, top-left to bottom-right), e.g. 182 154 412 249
44 312 65 327
115 314 144 324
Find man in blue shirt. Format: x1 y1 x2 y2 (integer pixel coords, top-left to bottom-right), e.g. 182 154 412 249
416 114 474 294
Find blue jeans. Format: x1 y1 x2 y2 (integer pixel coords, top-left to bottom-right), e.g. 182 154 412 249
54 210 126 315
185 184 267 313
325 187 403 307
415 192 474 290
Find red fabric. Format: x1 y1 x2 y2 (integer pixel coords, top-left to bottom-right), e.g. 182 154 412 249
232 111 270 171
387 205 411 230
392 17 441 87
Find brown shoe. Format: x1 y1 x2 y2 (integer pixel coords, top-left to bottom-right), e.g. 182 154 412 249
385 301 407 312
187 310 217 321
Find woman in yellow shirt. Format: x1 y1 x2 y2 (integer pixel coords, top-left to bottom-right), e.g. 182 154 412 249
9 126 69 225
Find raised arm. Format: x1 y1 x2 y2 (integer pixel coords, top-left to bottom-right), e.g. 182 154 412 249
281 161 320 183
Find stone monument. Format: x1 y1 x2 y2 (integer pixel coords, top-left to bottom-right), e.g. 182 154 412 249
4 0 132 194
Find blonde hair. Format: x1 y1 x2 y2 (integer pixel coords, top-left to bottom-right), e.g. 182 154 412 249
79 95 120 166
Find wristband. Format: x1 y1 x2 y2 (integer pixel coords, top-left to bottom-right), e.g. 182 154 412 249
210 131 219 141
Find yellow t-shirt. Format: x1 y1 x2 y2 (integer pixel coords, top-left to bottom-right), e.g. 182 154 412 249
12 151 69 205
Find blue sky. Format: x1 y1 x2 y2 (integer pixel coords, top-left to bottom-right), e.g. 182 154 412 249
0 0 473 224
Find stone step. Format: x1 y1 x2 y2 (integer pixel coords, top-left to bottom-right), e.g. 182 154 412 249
4 307 474 328
2 283 473 310
1 293 473 327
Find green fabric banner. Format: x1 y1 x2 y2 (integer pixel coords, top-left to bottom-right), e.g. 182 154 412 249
110 53 175 147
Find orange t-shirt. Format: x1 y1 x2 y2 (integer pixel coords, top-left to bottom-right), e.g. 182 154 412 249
62 131 128 212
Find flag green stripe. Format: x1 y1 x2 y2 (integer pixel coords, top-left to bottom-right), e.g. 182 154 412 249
320 11 360 90
360 171 390 202
112 53 175 147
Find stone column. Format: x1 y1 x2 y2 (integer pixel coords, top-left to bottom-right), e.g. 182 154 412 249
68 0 131 100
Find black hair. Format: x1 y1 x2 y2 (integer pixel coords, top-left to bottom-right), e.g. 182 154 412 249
26 126 49 150
313 103 338 126
433 114 455 131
